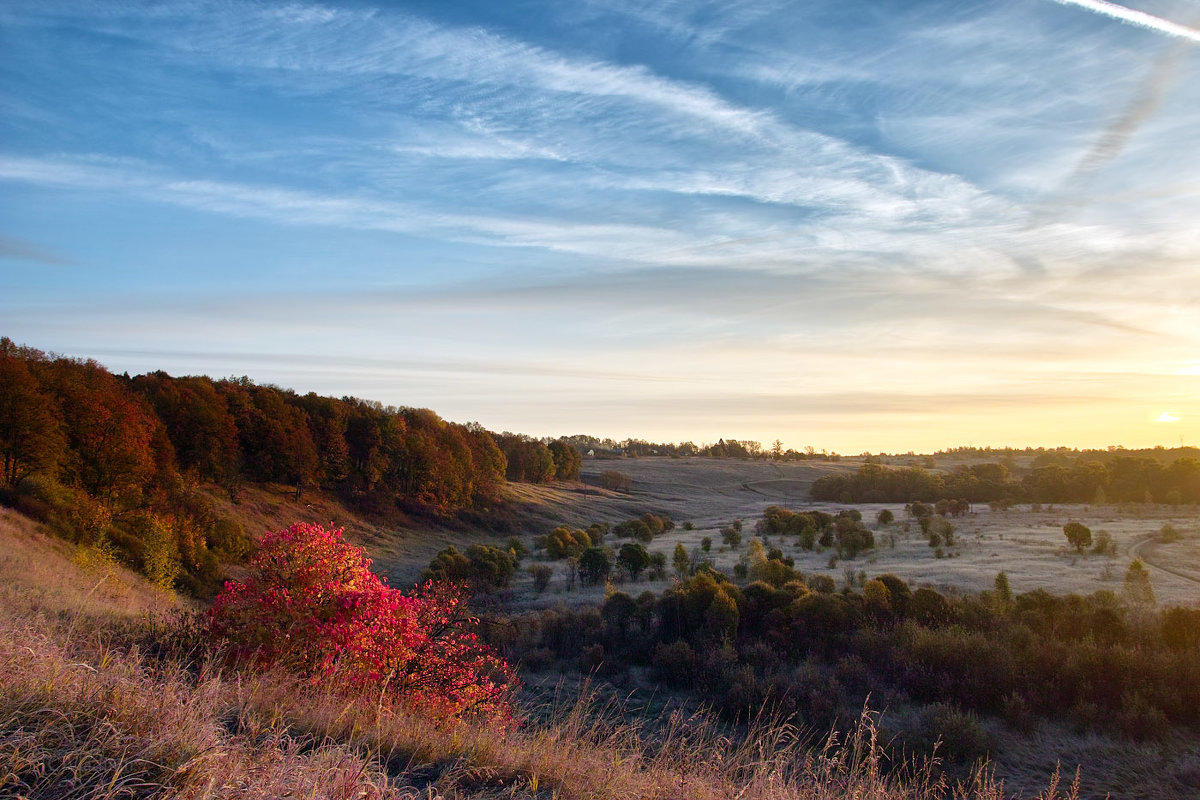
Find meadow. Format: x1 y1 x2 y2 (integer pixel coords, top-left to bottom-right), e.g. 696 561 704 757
472 456 1200 610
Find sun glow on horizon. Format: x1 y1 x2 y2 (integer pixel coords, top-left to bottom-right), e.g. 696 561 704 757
1156 411 1181 423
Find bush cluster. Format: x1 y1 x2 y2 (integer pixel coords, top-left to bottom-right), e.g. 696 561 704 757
493 564 1200 744
210 523 517 725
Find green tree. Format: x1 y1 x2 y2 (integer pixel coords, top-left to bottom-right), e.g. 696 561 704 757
617 541 651 580
993 571 1012 609
578 547 611 586
672 542 690 579
703 588 739 640
1063 521 1092 553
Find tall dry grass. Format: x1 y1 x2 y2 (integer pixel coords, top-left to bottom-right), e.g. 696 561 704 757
0 508 178 626
2 609 1082 800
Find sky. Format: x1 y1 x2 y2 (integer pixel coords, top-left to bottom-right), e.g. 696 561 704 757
1 0 1198 454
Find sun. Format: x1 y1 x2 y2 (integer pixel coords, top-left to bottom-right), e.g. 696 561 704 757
1155 411 1181 423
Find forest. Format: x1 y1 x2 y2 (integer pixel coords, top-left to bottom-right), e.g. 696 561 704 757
0 338 578 593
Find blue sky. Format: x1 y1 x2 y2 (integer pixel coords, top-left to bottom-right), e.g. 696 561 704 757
2 0 1198 452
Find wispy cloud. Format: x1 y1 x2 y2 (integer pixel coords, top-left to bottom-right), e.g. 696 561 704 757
2 0 1198 449
0 235 72 265
1050 0 1200 43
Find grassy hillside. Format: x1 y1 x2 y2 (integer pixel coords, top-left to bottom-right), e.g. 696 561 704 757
2 507 1082 800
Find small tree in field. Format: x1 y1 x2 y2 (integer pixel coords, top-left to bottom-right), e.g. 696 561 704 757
673 542 691 579
1063 522 1092 553
617 541 651 580
208 523 517 725
1124 558 1155 606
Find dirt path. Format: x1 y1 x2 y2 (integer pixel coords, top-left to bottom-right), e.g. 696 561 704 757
1128 534 1200 586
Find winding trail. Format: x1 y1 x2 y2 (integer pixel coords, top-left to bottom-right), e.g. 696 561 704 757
1127 533 1200 586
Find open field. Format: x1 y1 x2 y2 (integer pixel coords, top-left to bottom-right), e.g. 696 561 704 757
473 457 1200 609
187 459 1198 609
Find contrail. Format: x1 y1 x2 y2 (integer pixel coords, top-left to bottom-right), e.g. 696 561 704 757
1065 39 1188 185
1051 0 1200 43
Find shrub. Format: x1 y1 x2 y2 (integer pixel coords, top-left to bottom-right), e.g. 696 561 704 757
652 640 697 685
422 543 521 592
599 470 632 492
528 563 553 593
613 519 654 543
721 526 742 548
209 523 517 725
917 703 991 764
545 526 592 559
808 574 837 594
1092 529 1116 556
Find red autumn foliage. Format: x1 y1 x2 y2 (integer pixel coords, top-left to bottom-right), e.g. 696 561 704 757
209 522 517 725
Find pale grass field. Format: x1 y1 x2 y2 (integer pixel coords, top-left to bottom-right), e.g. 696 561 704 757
495 458 1200 609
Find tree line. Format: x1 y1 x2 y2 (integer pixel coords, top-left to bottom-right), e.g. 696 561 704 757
812 457 1200 505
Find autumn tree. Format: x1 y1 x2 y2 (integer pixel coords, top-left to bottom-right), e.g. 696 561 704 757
0 342 66 486
673 542 690 579
209 523 517 724
497 434 555 483
544 526 592 559
133 373 240 490
548 439 582 481
40 357 170 508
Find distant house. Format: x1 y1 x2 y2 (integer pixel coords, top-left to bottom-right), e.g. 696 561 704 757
586 449 595 457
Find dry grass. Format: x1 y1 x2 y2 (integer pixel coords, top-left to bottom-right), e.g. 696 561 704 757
0 508 180 626
0 614 400 799
0 505 1088 800
1 603 1078 800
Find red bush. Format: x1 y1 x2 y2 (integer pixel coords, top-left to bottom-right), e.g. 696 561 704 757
209 523 516 725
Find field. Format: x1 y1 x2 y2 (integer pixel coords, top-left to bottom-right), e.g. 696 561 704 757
442 457 1200 610
5 456 1200 798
